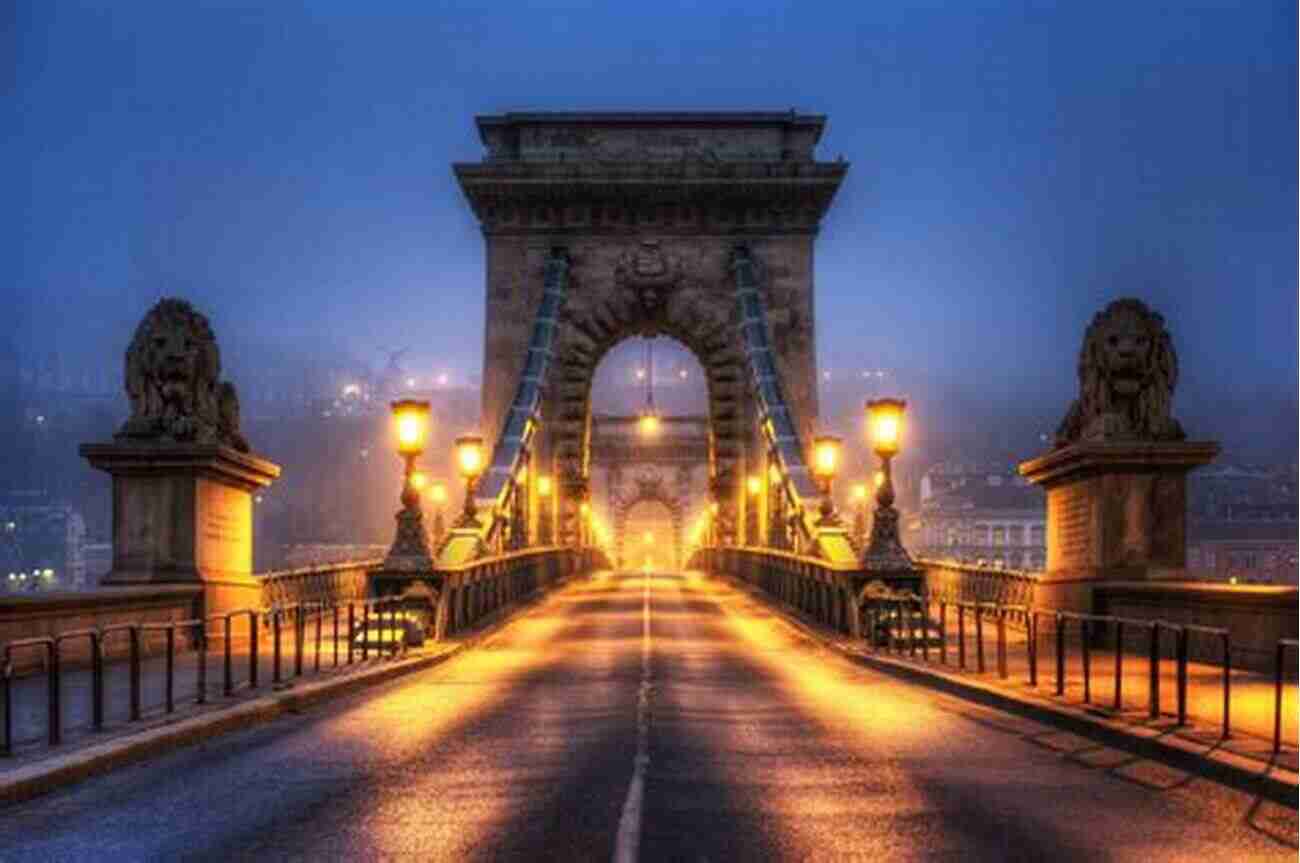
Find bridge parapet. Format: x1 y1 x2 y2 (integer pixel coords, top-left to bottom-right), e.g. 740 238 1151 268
257 560 379 609
690 545 920 639
916 559 1040 613
373 546 610 640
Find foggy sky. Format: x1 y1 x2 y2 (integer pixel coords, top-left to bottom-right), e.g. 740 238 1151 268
5 2 1296 458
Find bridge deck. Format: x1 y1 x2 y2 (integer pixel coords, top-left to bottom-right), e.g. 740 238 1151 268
0 572 1292 859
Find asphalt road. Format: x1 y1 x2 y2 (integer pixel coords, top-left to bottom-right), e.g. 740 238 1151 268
0 571 1294 861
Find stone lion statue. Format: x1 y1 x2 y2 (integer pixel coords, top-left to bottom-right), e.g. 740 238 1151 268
1055 298 1185 446
116 298 250 451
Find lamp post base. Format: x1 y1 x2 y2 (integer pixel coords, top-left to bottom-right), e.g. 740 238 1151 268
383 507 436 572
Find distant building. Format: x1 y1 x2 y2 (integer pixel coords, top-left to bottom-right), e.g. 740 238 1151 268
1188 463 1297 519
1187 505 1299 585
906 464 1046 570
0 499 88 592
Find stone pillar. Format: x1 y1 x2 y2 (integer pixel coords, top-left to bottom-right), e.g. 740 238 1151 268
81 444 279 615
1019 297 1219 614
1019 441 1218 612
82 298 281 617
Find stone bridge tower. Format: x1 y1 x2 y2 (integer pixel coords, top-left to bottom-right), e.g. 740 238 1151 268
454 112 846 546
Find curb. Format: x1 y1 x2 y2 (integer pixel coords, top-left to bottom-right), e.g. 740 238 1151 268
0 577 574 807
718 575 1299 808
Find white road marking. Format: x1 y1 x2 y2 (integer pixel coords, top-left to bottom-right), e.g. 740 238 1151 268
613 570 653 863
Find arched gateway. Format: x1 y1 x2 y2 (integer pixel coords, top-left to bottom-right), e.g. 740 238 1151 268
450 112 848 558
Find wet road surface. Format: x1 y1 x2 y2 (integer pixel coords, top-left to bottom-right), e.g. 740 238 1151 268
0 571 1294 861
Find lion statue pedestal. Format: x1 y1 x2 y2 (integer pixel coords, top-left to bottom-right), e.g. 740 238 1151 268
1018 299 1218 613
80 299 280 617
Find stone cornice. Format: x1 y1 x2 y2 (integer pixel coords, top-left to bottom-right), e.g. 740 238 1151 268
1018 441 1221 488
454 160 847 236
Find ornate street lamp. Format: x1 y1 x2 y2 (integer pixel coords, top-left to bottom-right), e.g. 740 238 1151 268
383 399 434 570
862 398 913 571
454 433 485 527
812 434 842 526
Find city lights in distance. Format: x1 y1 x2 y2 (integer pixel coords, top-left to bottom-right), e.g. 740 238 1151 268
635 367 646 381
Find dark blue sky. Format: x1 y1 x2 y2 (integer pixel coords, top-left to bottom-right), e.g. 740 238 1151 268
5 2 1296 448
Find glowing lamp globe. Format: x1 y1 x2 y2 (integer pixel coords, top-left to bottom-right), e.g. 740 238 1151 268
537 475 552 497
409 470 429 492
391 400 431 456
638 411 660 436
812 434 842 481
865 398 906 457
454 434 485 480
429 480 448 504
747 474 762 496
852 482 868 501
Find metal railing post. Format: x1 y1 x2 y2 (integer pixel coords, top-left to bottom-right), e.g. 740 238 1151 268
294 606 304 677
362 603 370 661
223 615 233 696
165 624 175 714
1080 617 1091 704
348 603 356 665
939 601 947 665
129 626 141 721
1055 614 1065 696
91 633 103 732
996 608 1007 679
333 604 340 667
273 609 282 685
1176 626 1188 726
975 604 985 674
196 624 207 705
1275 642 1285 755
920 598 930 663
1148 622 1160 719
958 605 966 670
48 641 61 746
2 655 10 753
1114 620 1123 712
1028 611 1038 687
315 603 322 673
249 610 259 689
1221 632 1231 739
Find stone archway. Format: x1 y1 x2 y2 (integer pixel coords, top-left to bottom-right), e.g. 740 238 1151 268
612 472 686 570
456 112 847 549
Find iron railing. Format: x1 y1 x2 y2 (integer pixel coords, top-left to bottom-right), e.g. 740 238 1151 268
859 592 1297 752
1 597 410 758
